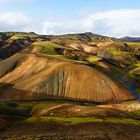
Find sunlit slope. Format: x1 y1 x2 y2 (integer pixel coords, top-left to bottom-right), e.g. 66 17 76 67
23 40 103 64
47 32 121 55
0 53 134 102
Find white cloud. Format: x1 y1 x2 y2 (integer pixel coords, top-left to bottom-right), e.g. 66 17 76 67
42 9 140 37
84 9 140 37
0 12 41 33
0 9 140 37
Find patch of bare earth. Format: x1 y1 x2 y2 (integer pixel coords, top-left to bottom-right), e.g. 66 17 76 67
0 121 140 140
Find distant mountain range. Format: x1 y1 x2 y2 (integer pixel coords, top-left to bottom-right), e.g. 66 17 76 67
120 36 140 42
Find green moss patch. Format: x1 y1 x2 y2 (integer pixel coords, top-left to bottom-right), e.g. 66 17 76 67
33 41 73 55
25 116 140 125
25 116 102 124
31 101 60 114
86 55 102 64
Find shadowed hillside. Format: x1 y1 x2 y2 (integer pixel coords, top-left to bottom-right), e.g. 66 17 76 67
0 32 38 59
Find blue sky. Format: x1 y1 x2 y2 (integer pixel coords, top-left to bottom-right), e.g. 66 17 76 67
0 0 140 37
1 0 140 17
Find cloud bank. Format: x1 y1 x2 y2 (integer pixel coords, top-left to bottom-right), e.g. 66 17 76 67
0 9 140 37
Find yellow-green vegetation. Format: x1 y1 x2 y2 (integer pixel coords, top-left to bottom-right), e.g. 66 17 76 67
126 42 140 48
35 41 102 64
105 46 118 51
126 61 140 79
49 32 116 43
105 117 140 125
86 55 102 64
123 100 140 104
7 35 23 42
123 109 140 120
100 43 134 58
102 48 135 67
33 41 70 55
100 45 120 56
49 34 87 44
0 32 138 104
0 53 24 77
127 61 140 70
33 41 73 55
25 116 102 124
0 100 79 116
46 54 75 61
132 61 140 67
55 34 80 41
0 32 38 42
38 53 87 64
125 42 140 56
1 101 140 127
127 63 140 79
31 101 60 114
128 69 140 79
5 32 38 38
111 51 131 56
132 109 140 116
33 41 89 64
25 116 140 125
104 50 132 57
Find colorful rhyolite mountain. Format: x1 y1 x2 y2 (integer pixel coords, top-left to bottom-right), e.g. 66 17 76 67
0 32 140 103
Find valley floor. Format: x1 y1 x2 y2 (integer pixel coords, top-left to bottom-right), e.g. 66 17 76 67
0 100 140 140
1 121 140 140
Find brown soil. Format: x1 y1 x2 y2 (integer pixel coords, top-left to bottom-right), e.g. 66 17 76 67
0 53 134 103
0 121 140 140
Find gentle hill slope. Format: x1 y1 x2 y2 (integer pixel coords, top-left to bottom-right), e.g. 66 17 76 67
0 53 134 102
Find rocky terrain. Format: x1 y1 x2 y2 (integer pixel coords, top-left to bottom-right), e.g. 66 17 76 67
0 32 140 139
